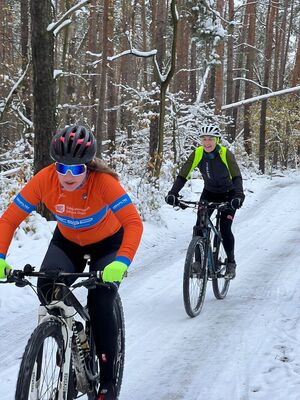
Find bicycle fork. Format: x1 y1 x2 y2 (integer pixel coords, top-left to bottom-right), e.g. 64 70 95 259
37 304 74 400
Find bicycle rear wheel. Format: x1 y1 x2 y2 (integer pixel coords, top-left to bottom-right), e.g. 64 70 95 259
183 237 208 317
113 292 125 398
212 235 230 299
86 293 125 399
15 319 71 400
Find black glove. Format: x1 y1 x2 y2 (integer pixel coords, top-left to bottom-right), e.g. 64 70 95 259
165 192 179 207
230 196 244 210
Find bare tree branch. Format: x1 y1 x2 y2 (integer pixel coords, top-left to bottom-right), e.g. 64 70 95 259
0 62 30 121
222 85 300 111
47 0 91 34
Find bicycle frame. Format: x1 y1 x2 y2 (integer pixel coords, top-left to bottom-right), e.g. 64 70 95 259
197 205 224 275
208 213 224 276
179 200 228 276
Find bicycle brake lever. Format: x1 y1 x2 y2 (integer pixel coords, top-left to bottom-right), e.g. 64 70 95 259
72 277 97 290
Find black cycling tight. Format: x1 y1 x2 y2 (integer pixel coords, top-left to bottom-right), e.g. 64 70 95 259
198 189 236 260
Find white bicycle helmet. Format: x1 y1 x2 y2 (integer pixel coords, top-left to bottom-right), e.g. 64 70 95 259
199 124 221 138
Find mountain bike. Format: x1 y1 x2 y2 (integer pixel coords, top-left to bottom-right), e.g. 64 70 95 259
179 200 231 318
2 264 125 399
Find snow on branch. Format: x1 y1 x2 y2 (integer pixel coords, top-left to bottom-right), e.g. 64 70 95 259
233 77 272 92
156 0 178 84
107 48 157 62
222 85 300 111
47 0 91 34
11 104 33 128
0 167 22 177
196 65 211 103
88 0 178 88
0 63 30 121
53 19 72 36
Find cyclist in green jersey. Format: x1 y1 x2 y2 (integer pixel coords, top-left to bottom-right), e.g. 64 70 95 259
165 124 245 279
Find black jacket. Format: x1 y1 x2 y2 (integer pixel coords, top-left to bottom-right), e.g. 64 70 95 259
169 145 244 199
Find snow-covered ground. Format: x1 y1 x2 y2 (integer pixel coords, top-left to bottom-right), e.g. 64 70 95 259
1 172 300 399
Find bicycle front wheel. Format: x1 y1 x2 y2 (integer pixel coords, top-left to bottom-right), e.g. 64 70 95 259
183 237 208 318
212 236 230 299
15 319 69 400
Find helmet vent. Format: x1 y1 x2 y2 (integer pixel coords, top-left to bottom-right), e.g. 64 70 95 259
50 125 97 164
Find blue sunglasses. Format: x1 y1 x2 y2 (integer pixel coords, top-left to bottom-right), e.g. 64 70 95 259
55 163 87 176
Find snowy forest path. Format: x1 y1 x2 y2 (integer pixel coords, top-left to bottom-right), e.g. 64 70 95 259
1 174 300 400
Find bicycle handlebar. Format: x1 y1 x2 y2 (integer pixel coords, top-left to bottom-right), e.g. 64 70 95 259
3 264 105 289
177 199 231 210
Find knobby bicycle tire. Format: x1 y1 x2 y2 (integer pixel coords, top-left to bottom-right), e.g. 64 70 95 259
113 292 125 399
86 329 100 400
86 293 125 400
212 235 230 299
183 237 208 318
15 319 73 400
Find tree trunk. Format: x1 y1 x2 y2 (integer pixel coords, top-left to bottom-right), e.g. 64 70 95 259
21 0 32 123
278 0 291 89
149 0 167 167
229 5 248 141
259 0 277 173
57 0 71 110
292 34 300 86
119 0 133 142
272 6 280 91
214 0 225 114
154 0 178 177
95 0 110 156
189 39 197 102
106 1 117 155
243 0 256 155
31 0 56 220
141 0 148 89
225 0 234 139
87 0 99 130
175 1 189 95
31 0 56 173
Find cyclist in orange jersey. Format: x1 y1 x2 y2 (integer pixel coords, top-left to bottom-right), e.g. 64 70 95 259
0 125 143 400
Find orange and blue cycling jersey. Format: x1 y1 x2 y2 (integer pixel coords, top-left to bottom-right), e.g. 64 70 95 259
0 164 143 266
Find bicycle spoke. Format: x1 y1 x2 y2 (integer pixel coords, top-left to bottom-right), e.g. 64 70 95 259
32 337 61 399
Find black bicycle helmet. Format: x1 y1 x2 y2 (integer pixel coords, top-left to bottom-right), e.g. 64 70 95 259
50 125 97 165
199 124 221 138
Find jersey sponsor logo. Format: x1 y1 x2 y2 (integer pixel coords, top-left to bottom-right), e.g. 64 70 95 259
109 194 132 213
55 204 65 213
54 205 108 229
14 194 36 213
55 205 91 215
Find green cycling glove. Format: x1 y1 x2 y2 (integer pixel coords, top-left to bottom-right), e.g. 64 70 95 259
0 259 12 279
102 261 128 283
